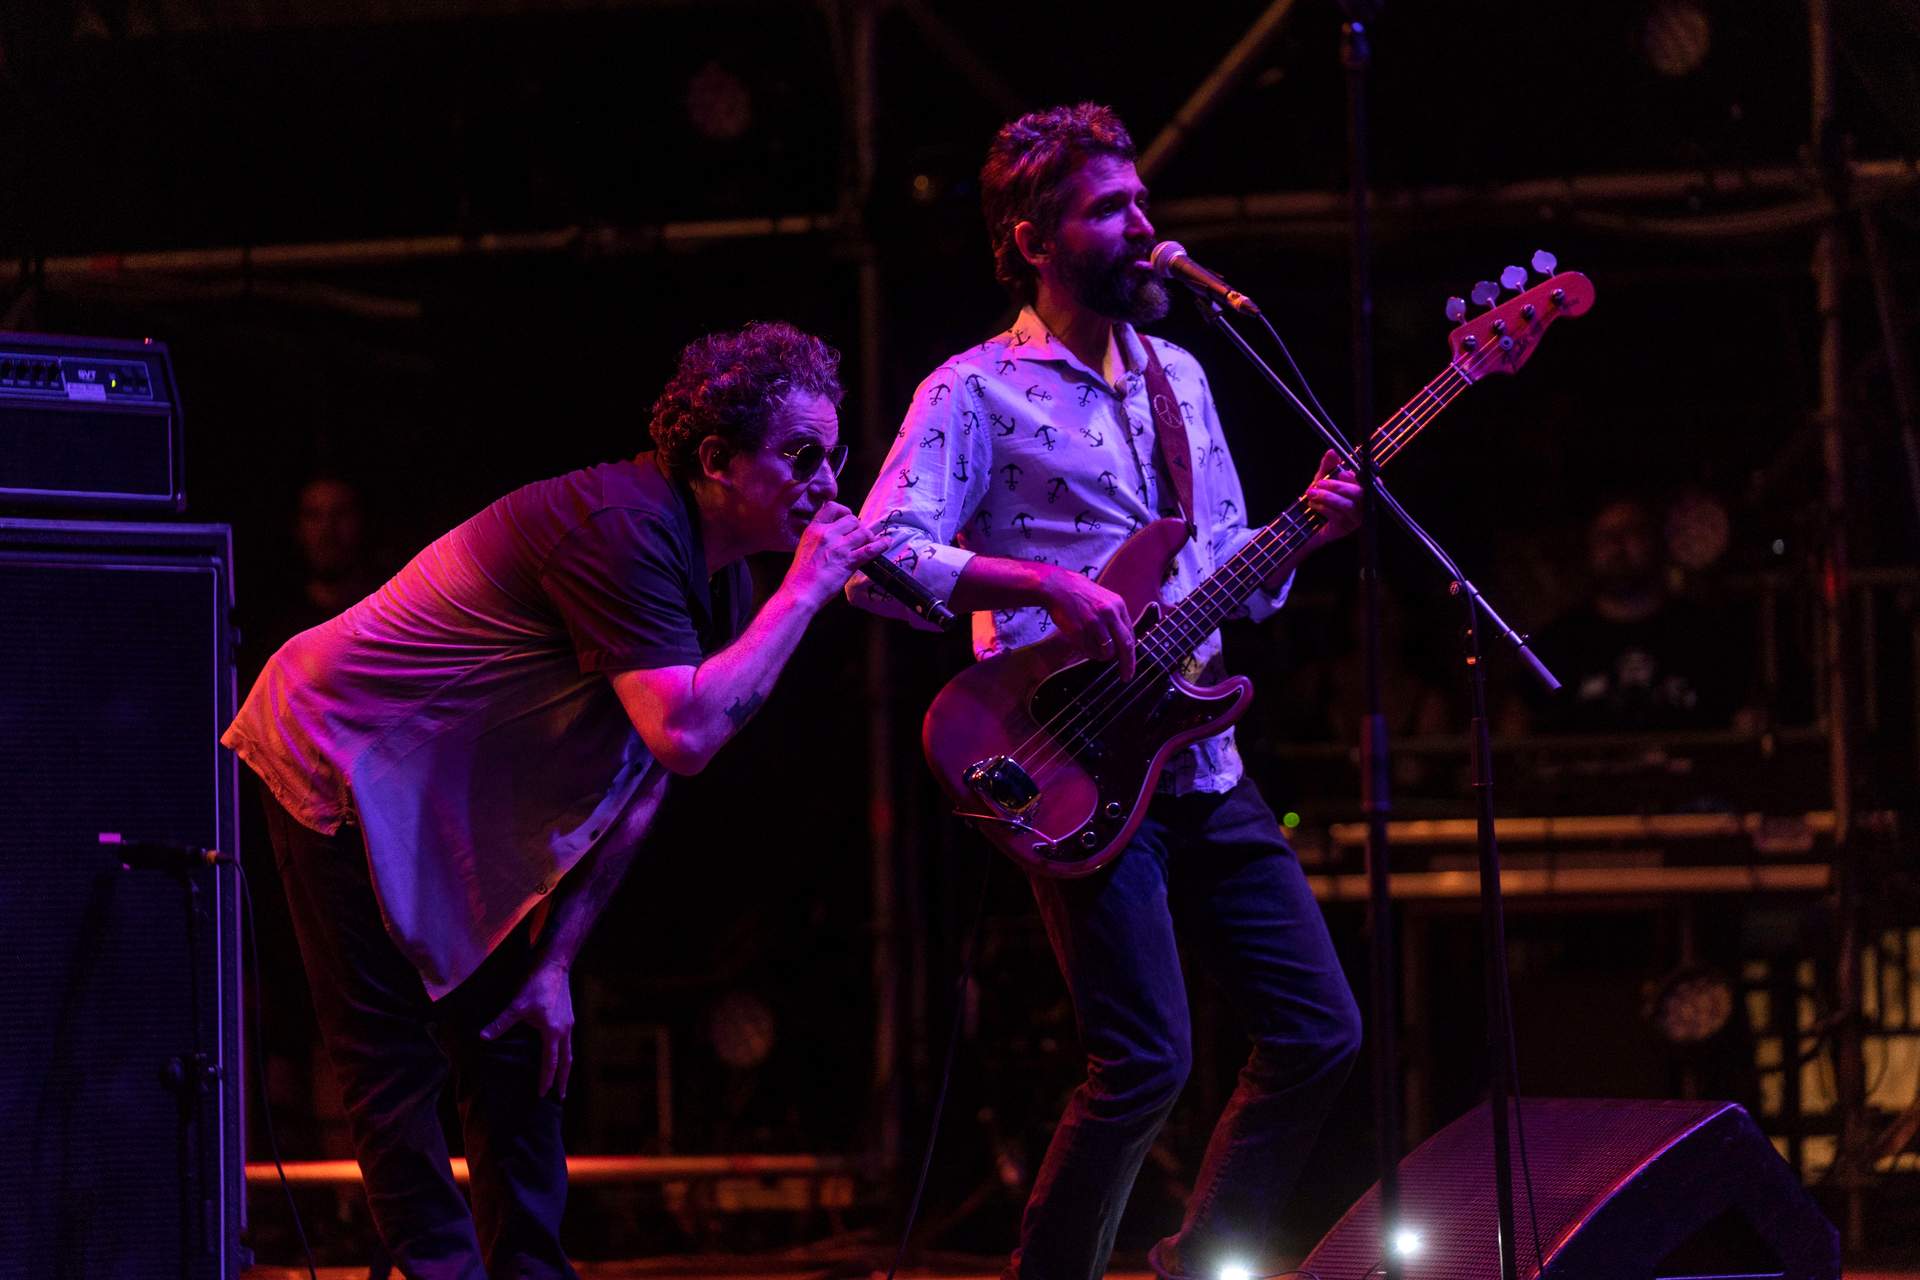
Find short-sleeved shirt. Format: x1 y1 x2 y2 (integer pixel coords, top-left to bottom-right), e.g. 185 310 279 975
223 453 750 998
847 307 1290 794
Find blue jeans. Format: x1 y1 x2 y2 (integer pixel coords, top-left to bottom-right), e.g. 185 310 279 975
1007 779 1361 1280
264 791 575 1280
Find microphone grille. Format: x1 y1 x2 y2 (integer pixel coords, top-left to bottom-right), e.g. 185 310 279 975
1147 241 1186 277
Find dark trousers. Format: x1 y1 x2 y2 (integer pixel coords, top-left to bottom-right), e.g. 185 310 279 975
1007 778 1362 1280
262 791 575 1280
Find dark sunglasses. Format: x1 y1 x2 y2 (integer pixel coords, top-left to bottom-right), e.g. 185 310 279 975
776 440 850 480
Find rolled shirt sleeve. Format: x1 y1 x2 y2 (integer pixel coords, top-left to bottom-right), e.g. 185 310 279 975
845 365 991 631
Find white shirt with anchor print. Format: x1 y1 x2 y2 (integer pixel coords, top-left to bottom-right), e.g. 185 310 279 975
849 306 1292 795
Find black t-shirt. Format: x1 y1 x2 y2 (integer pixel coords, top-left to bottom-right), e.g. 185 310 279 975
224 450 755 996
1530 599 1747 733
537 452 753 672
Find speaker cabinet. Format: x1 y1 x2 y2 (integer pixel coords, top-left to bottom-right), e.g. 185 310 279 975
1302 1099 1837 1280
0 519 244 1278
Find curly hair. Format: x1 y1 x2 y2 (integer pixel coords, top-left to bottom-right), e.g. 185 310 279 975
980 103 1137 306
649 321 844 479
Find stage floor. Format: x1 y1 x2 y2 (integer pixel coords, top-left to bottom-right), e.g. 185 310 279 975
242 1270 1920 1279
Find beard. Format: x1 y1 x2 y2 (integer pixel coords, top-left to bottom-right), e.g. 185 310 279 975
1057 239 1169 325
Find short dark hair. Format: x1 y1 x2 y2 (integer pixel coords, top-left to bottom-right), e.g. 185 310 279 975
980 103 1137 305
649 321 844 479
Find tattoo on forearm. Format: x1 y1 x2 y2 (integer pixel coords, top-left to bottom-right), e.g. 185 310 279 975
724 691 765 729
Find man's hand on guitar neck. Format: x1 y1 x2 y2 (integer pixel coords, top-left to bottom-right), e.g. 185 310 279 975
1262 450 1363 591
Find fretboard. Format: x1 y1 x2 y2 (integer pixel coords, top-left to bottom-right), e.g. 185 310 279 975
1137 359 1476 670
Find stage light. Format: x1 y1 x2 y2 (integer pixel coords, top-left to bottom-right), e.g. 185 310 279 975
705 989 776 1069
686 60 752 141
1392 1227 1423 1258
1646 966 1735 1045
1642 1 1711 78
1218 1264 1253 1280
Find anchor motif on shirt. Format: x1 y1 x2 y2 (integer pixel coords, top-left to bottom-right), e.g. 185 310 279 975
1076 385 1099 408
921 427 946 449
1081 564 1098 577
897 546 920 572
1025 384 1053 405
1218 498 1239 521
1098 469 1118 497
1181 400 1196 423
991 413 1017 437
1010 326 1031 348
1046 477 1069 504
1010 511 1035 537
1163 364 1182 381
994 608 1019 625
965 374 987 398
927 382 952 405
1034 423 1057 451
952 458 969 482
961 409 980 436
1000 462 1023 491
898 471 919 489
973 508 992 533
1080 425 1104 447
1206 441 1226 469
1074 510 1101 533
995 357 1017 376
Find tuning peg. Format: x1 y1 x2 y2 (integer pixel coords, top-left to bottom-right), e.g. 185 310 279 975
1500 264 1528 292
1470 280 1500 308
1445 295 1467 323
1531 248 1558 275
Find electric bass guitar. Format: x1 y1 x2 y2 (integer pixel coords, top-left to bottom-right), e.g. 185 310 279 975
921 265 1595 878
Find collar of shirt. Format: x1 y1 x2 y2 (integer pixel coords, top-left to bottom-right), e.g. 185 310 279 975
1006 306 1150 395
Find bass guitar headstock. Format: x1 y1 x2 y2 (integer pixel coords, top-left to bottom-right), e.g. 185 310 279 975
1444 250 1595 382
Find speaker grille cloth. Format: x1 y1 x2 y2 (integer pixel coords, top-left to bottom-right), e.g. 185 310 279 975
0 552 226 1277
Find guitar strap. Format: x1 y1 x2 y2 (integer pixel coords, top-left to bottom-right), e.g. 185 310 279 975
1139 337 1197 541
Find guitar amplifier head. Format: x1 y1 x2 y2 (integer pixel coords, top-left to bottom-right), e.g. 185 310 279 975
0 331 185 513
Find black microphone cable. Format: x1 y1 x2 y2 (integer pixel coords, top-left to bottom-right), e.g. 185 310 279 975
883 847 996 1280
235 860 321 1280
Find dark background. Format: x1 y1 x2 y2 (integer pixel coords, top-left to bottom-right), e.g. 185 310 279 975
3 0 1917 1265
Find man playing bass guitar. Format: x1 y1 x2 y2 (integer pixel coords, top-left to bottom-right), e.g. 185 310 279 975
848 104 1364 1280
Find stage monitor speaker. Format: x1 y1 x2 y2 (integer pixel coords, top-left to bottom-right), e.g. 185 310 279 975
0 519 245 1278
1302 1098 1837 1280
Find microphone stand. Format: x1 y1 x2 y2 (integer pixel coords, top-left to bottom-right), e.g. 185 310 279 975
1190 293 1557 1280
1338 13 1402 1280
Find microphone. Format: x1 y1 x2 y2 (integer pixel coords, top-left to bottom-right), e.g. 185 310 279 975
1148 241 1262 316
860 552 957 630
98 832 232 871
